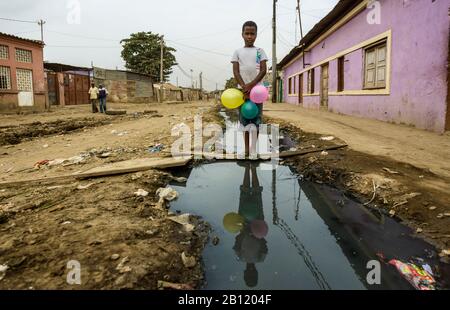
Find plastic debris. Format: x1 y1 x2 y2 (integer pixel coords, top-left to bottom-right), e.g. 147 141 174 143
320 136 335 141
181 252 196 268
320 151 329 156
157 280 194 290
134 189 149 197
171 176 187 183
34 160 49 169
0 264 8 281
77 183 95 190
383 167 399 174
156 187 179 204
388 259 435 290
169 214 195 232
148 144 164 153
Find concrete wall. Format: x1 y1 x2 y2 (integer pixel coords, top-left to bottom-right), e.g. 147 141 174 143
282 0 450 132
94 68 155 103
0 35 47 113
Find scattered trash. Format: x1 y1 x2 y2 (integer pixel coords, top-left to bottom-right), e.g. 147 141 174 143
320 136 335 141
48 159 65 167
389 210 396 217
169 214 195 232
437 214 444 219
439 249 450 257
134 189 149 197
422 264 433 276
320 151 329 156
171 176 187 183
383 167 399 174
34 160 49 169
77 183 95 190
156 187 179 205
181 252 196 268
289 148 297 152
311 145 316 148
157 280 194 290
131 172 143 180
110 254 120 261
116 257 132 274
388 259 435 290
5 167 13 173
212 236 220 246
97 152 112 158
62 221 71 225
429 206 437 211
148 144 164 153
42 144 49 148
416 228 423 233
111 130 128 136
0 264 8 281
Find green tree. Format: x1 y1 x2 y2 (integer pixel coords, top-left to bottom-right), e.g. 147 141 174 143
120 32 177 82
225 77 238 89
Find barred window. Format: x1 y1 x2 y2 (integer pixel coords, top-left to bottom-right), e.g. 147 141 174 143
0 45 9 60
16 68 33 91
0 66 11 89
15 48 32 63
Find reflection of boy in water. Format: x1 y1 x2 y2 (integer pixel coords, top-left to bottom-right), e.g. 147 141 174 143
233 162 268 288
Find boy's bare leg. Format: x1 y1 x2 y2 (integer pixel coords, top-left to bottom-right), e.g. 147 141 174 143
244 132 250 157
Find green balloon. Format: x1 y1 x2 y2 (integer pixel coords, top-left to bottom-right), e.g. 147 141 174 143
240 100 259 120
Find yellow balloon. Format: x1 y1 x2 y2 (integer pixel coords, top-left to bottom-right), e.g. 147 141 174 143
221 88 244 109
223 212 245 234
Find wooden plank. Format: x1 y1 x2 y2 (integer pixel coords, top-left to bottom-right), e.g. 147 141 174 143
75 157 192 179
0 157 192 187
174 144 348 160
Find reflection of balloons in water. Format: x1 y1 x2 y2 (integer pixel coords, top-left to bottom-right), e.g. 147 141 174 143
223 212 245 234
240 100 259 120
221 88 245 109
250 220 268 239
250 85 269 104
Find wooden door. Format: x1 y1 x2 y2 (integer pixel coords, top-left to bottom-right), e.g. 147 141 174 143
298 74 303 105
321 64 329 107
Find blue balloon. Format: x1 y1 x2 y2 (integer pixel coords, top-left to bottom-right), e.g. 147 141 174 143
240 100 259 120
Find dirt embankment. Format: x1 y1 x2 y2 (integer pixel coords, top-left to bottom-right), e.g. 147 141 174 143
0 102 217 290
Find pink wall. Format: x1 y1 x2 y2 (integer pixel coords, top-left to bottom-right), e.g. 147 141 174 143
282 0 450 132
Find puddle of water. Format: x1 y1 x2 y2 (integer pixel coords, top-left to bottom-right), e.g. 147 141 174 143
169 161 444 290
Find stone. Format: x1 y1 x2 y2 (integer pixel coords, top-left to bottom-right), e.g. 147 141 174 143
181 252 196 268
111 254 120 261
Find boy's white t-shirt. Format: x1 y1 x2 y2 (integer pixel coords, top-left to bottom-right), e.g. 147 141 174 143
231 46 268 85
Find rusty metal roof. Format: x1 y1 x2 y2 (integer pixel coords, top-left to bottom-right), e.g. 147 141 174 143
44 62 92 72
0 32 44 46
278 0 365 68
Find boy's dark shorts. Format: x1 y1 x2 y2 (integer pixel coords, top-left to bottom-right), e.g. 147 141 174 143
239 103 263 129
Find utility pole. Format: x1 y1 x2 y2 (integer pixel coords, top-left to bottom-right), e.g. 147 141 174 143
160 35 164 102
272 0 277 103
190 69 194 88
199 72 203 100
38 19 46 42
297 0 304 40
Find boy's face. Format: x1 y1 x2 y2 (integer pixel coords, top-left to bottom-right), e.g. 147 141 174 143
242 26 257 47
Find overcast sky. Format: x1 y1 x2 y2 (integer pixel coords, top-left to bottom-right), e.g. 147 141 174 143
0 0 339 90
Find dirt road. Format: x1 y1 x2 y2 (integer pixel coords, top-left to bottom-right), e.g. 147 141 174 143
265 102 450 179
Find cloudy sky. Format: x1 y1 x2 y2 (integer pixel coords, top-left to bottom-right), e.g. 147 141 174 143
0 0 339 90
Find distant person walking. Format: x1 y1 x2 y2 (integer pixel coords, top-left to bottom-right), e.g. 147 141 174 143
98 85 109 114
88 83 99 113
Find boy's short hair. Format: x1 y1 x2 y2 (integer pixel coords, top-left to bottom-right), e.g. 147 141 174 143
242 21 258 33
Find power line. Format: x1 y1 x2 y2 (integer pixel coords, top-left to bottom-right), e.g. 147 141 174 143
167 39 231 57
0 17 37 24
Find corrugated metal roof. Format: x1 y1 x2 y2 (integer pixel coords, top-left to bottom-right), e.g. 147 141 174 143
278 0 365 68
0 32 44 46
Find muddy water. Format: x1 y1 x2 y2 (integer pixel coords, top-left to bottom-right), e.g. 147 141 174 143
170 161 441 290
168 111 443 290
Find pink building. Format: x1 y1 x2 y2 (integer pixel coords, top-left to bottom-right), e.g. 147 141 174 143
0 32 47 113
278 0 450 133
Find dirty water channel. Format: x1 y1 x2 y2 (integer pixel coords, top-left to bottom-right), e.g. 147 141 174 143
168 110 446 290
